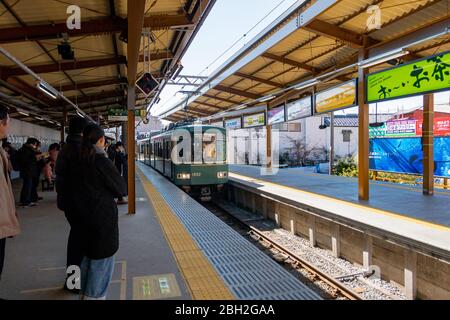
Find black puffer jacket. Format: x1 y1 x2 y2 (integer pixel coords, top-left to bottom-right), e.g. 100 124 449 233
55 134 82 211
17 144 38 178
72 152 127 259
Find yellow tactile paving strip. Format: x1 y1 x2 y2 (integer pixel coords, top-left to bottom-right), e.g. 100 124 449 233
137 168 235 300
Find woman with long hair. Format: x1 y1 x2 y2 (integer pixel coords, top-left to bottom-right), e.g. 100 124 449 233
74 123 126 300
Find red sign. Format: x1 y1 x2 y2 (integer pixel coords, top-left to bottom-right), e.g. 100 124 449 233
416 117 450 137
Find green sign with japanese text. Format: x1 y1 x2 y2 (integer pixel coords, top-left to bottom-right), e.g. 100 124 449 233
367 51 450 103
108 108 148 121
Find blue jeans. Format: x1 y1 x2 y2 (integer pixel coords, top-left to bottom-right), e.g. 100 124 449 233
80 256 115 299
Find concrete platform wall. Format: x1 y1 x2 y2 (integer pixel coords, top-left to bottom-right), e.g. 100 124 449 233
226 183 450 300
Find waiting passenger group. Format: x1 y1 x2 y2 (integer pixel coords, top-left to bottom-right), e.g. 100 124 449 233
0 105 129 300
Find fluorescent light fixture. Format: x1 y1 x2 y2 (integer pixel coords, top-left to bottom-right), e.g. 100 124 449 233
294 79 321 91
234 105 246 110
358 49 409 69
258 95 275 103
76 110 85 118
18 111 29 116
35 116 44 121
36 81 58 99
404 27 450 51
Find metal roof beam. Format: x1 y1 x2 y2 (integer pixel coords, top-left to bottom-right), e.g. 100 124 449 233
202 94 241 105
0 15 193 43
62 90 124 106
57 78 126 92
3 56 127 77
193 101 227 110
261 53 319 73
234 71 284 88
213 85 262 100
303 19 367 49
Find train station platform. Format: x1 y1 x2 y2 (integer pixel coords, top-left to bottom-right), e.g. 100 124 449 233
0 163 320 300
228 165 450 261
229 165 450 228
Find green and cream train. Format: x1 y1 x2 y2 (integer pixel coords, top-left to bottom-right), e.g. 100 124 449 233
138 121 228 199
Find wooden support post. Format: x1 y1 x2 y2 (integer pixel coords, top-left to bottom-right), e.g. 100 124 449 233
126 0 146 215
404 250 417 300
329 112 334 175
444 178 448 190
363 235 373 270
127 88 136 214
331 224 341 258
308 215 316 247
61 106 67 142
372 170 378 181
266 124 272 171
358 41 370 201
423 94 434 196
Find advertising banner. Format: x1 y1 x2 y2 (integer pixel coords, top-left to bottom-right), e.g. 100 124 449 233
416 117 450 137
210 121 224 127
267 104 285 125
286 96 312 121
369 118 450 138
224 117 242 130
315 80 357 114
385 119 417 137
369 137 450 177
243 112 266 128
367 51 450 103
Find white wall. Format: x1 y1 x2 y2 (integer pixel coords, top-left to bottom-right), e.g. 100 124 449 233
226 115 359 166
6 118 61 150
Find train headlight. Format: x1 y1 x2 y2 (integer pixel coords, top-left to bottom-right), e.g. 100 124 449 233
177 173 191 180
217 171 228 179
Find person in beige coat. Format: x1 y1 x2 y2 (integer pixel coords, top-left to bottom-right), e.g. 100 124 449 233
0 105 20 280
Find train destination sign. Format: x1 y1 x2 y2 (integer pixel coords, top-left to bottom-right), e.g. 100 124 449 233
367 51 450 103
243 112 266 128
315 80 357 114
286 96 312 121
224 117 242 130
267 104 285 125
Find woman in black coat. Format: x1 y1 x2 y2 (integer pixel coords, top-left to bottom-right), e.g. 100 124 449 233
73 123 126 300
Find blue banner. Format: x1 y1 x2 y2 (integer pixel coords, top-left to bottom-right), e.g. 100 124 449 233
369 137 450 177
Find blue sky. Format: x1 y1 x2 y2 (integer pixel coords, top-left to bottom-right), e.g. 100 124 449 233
149 0 450 121
150 0 301 118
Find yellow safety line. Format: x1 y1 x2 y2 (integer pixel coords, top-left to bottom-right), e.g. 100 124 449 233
137 168 235 300
230 172 450 232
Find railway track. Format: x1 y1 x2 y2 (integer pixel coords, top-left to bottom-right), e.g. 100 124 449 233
201 200 362 300
201 198 404 300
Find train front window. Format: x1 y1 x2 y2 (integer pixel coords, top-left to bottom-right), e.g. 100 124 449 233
202 132 226 164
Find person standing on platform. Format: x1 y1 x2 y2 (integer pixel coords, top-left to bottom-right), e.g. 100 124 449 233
74 124 126 300
55 116 88 293
31 140 45 203
113 142 128 205
0 105 21 281
16 138 41 207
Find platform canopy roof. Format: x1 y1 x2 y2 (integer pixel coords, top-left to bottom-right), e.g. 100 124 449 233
0 0 215 129
160 0 450 123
